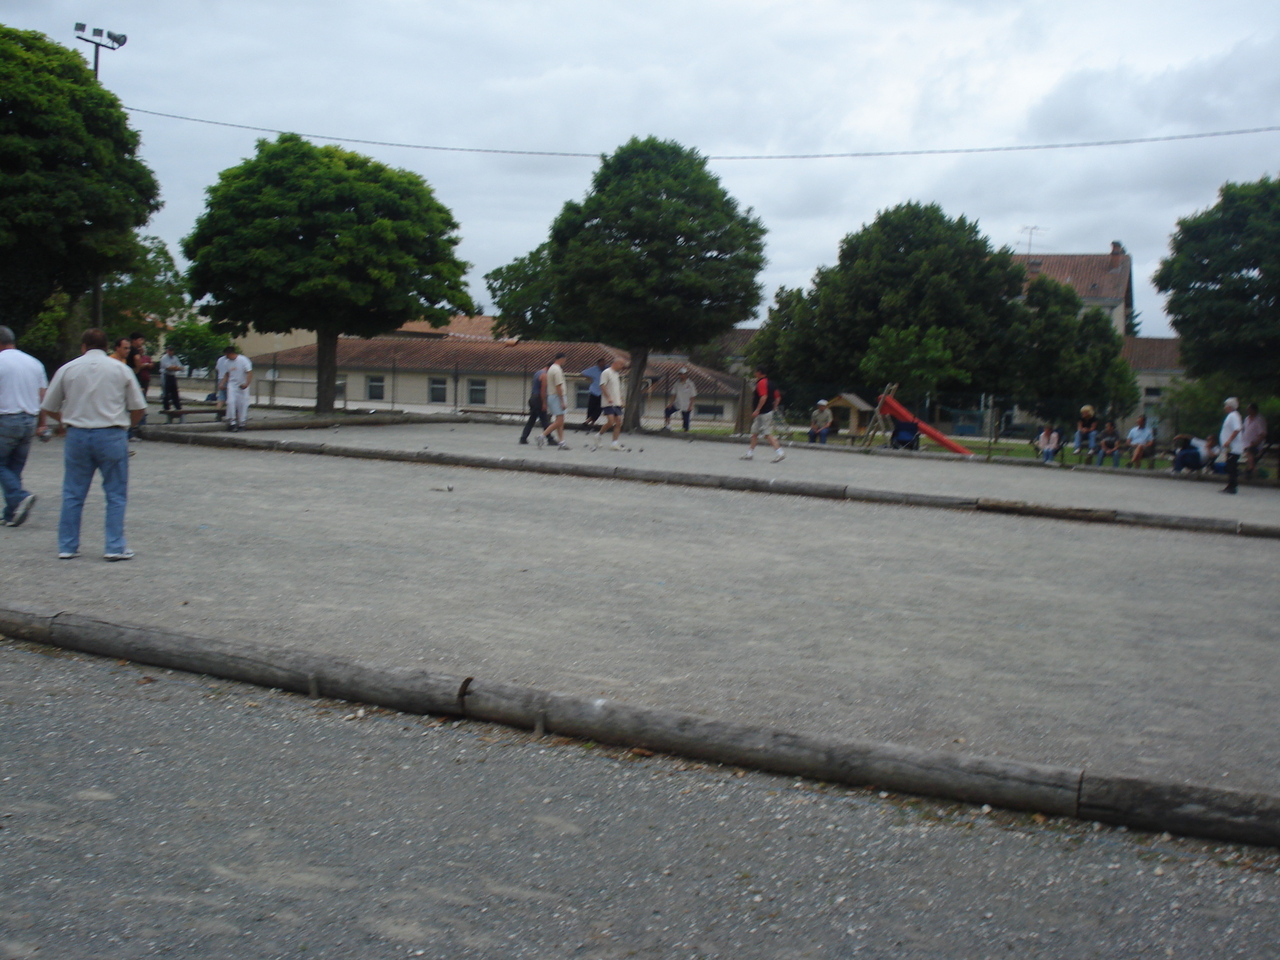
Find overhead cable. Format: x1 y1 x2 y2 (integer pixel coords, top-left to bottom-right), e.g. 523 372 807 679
125 106 1280 161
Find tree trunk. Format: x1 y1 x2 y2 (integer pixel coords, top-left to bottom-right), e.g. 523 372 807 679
315 329 338 414
621 345 650 434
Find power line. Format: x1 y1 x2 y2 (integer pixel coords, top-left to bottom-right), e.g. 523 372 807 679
124 106 1280 161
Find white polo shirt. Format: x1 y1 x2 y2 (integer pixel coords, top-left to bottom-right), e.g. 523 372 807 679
42 349 146 428
0 347 48 415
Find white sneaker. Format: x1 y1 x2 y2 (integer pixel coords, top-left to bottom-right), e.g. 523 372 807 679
104 550 135 562
739 452 754 460
557 442 571 450
610 441 623 450
535 435 545 449
773 451 786 463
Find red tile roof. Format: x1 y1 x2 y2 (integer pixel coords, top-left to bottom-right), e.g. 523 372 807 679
1012 252 1132 305
393 314 497 339
252 338 743 396
1121 337 1183 372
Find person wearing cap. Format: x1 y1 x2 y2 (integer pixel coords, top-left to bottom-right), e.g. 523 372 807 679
808 399 834 444
1219 397 1244 494
663 367 698 432
538 352 570 450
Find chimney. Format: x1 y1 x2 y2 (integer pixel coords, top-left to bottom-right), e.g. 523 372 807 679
1110 241 1126 268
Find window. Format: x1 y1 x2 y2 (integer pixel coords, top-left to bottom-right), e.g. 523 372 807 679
575 383 591 409
1144 387 1162 398
429 378 447 403
695 403 724 418
468 379 487 405
366 375 385 401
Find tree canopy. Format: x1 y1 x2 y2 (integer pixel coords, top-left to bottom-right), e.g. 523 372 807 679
750 202 1136 421
0 26 161 346
486 136 766 429
1153 173 1280 395
183 133 474 412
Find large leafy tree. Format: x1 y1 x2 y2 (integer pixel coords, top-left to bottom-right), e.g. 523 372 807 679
751 202 1025 395
184 133 474 413
1153 174 1280 395
101 234 191 351
486 136 766 430
0 26 161 354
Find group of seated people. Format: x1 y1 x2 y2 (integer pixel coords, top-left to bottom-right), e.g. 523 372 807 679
1034 406 1156 467
1171 403 1269 478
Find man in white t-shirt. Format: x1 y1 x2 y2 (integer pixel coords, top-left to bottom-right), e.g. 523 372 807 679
217 345 254 431
591 357 628 451
0 325 49 527
663 367 698 432
1219 397 1244 494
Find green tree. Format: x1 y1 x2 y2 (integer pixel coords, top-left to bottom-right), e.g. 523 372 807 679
1153 174 1280 394
750 202 1024 395
858 325 969 403
164 317 232 379
184 133 474 413
486 136 766 430
0 26 161 352
101 235 190 350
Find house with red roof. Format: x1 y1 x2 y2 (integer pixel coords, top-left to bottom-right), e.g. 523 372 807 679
1012 242 1135 336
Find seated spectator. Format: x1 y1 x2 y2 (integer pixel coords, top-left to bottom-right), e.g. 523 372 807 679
1095 421 1121 466
808 399 834 444
1125 414 1155 467
1243 402 1268 477
1034 424 1062 464
1202 434 1226 474
1171 434 1204 474
1073 404 1099 455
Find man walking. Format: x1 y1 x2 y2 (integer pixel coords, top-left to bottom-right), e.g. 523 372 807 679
0 325 48 527
518 365 549 445
539 352 570 450
580 357 608 429
1220 397 1245 494
158 345 184 412
591 356 628 450
663 367 698 432
218 345 253 431
40 328 146 560
740 367 784 462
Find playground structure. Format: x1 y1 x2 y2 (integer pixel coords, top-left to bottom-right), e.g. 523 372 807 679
861 384 974 456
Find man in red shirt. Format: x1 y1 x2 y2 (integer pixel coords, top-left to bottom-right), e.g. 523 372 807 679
740 367 785 462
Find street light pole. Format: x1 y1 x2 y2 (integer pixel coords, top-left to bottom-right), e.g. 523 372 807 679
73 24 128 326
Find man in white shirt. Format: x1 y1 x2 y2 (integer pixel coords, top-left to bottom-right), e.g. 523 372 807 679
1125 414 1155 468
538 352 569 450
0 325 49 527
217 345 254 431
158 345 185 412
1219 397 1245 494
663 368 698 432
591 356 628 451
40 328 147 560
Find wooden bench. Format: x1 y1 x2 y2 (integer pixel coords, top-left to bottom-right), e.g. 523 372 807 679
154 406 222 424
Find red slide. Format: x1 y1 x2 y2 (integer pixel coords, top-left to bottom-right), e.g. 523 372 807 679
878 394 973 456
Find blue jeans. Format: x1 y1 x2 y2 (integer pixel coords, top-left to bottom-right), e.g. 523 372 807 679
1073 429 1097 452
0 412 36 521
808 427 830 444
1096 447 1120 467
59 426 129 555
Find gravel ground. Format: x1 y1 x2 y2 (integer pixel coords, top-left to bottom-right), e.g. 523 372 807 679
4 434 1279 797
3 639 1279 960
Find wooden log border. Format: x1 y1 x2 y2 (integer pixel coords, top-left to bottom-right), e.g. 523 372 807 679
2 602 1277 849
142 428 1280 541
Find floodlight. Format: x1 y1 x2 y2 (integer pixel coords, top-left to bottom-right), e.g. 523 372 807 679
75 22 86 33
92 28 103 37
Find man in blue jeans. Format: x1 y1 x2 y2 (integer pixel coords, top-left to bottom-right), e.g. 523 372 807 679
0 325 49 527
40 329 147 560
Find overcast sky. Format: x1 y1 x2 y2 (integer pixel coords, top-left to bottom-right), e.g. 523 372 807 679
9 1 1280 337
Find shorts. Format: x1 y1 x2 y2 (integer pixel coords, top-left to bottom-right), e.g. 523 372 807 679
547 394 566 418
602 405 622 417
751 411 774 437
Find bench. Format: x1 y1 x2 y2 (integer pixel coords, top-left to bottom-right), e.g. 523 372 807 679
155 406 222 424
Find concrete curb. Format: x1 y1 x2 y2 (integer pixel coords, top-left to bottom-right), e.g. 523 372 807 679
2 602 1277 849
143 428 1280 540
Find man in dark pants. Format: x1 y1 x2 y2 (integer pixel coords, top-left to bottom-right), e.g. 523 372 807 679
519 366 549 444
158 345 184 412
1220 397 1244 494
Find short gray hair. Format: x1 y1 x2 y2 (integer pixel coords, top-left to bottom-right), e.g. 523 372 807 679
1225 397 1239 411
0 325 15 346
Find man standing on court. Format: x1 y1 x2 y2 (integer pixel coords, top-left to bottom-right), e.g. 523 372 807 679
40 328 146 560
591 356 627 450
158 345 184 413
1219 397 1245 494
740 366 785 462
0 325 49 527
539 352 570 449
663 367 698 432
519 365 549 445
218 344 253 432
